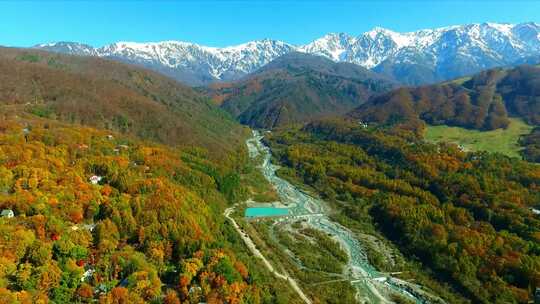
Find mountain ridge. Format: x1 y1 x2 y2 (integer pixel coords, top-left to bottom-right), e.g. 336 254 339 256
348 63 540 132
205 52 397 128
35 22 540 86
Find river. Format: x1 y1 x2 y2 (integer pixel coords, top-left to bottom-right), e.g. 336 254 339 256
246 130 440 304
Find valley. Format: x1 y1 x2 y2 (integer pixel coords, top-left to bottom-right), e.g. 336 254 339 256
227 131 444 304
1 6 540 303
1 49 538 302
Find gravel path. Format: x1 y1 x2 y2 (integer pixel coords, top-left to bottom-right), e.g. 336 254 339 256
224 206 313 304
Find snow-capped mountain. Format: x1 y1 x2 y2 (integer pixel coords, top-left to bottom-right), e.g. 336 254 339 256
36 39 295 85
301 22 540 84
298 33 357 62
35 41 98 56
35 22 540 85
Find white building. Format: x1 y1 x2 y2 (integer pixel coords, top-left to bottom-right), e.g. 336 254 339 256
1 209 14 218
89 175 102 185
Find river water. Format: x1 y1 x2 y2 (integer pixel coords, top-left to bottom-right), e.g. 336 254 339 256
246 130 434 304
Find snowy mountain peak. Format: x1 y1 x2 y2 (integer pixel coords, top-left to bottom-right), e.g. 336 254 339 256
485 22 514 34
219 39 293 53
366 26 398 37
299 32 356 61
366 27 414 49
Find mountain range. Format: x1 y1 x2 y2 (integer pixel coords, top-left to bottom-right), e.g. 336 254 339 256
35 22 540 86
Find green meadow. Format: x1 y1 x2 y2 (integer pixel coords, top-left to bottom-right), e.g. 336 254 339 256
425 118 534 158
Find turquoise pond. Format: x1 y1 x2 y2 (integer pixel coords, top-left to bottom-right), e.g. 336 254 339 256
245 207 289 218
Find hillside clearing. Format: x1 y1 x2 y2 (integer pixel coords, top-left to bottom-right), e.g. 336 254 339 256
425 118 534 158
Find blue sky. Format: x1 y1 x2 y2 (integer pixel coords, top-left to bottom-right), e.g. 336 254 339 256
1 1 539 47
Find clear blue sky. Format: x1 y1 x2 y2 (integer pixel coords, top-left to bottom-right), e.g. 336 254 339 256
2 1 539 47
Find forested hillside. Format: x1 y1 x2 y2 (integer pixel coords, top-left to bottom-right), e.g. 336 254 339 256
0 48 300 303
0 48 246 155
521 127 540 162
267 119 540 304
206 53 396 129
0 116 297 303
350 65 540 130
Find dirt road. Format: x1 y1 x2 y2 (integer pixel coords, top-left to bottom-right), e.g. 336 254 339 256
224 206 312 304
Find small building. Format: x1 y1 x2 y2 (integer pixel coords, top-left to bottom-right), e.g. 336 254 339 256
89 175 102 185
1 209 14 218
106 135 114 140
189 285 202 294
83 223 96 232
71 223 96 231
81 268 95 282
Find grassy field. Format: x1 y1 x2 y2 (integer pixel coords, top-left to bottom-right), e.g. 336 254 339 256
425 118 534 158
